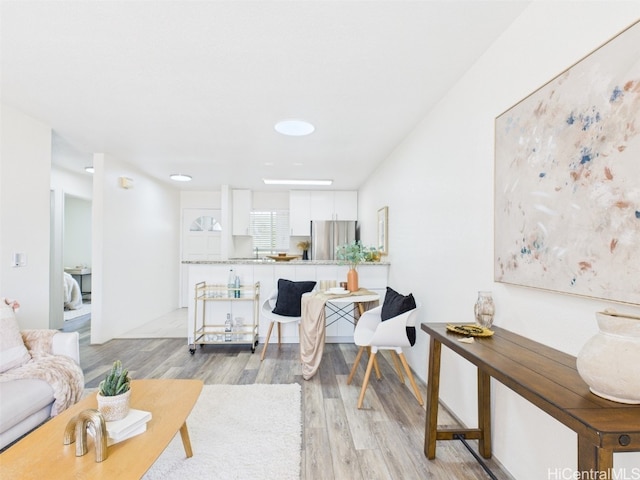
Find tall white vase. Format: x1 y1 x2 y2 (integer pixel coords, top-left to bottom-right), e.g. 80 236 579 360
576 310 640 404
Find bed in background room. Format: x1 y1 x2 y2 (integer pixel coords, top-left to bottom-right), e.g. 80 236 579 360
63 272 82 311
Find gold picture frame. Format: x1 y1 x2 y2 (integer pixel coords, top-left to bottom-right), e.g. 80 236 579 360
377 206 388 255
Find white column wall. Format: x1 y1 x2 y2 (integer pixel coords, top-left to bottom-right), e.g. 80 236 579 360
358 3 640 478
90 153 180 343
0 104 52 329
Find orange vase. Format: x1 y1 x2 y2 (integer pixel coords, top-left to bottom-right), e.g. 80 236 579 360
347 268 359 292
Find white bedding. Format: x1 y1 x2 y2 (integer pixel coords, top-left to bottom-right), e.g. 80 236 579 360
63 272 83 310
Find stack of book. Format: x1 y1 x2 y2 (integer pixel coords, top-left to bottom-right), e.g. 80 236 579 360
104 409 152 446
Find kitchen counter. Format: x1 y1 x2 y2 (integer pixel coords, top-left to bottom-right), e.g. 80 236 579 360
183 260 390 345
182 259 390 265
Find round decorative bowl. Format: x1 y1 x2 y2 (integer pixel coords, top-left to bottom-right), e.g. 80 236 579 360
96 389 131 421
576 310 640 404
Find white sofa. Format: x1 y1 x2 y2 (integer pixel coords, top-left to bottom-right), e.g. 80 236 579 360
0 331 80 450
0 301 83 450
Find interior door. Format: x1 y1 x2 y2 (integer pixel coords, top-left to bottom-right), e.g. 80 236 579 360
182 208 223 261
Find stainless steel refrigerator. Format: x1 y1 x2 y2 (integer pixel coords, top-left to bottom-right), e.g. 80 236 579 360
310 220 357 260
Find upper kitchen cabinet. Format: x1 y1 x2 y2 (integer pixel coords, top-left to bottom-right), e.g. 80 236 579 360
289 190 311 236
310 191 357 221
232 189 252 235
289 190 358 235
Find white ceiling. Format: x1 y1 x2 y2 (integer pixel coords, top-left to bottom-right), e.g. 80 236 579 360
1 1 528 191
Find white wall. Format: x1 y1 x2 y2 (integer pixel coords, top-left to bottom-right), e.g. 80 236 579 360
359 3 640 478
90 153 180 343
0 104 52 329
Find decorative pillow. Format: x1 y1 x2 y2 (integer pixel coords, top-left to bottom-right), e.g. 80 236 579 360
381 287 417 346
0 302 31 373
272 279 316 317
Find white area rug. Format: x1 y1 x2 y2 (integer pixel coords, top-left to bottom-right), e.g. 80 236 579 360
143 384 302 480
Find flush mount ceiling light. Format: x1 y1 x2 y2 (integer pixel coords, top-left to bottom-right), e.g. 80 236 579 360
170 174 192 182
85 166 94 174
263 179 332 186
274 119 315 136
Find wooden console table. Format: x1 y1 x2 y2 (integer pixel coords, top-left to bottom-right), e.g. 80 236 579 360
421 323 640 477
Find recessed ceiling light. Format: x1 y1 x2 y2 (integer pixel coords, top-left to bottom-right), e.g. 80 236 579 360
274 119 315 136
170 174 192 182
85 166 94 174
263 179 332 186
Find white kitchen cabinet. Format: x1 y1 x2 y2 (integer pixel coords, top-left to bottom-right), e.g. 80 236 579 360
333 191 357 220
309 190 357 221
289 190 311 235
232 189 252 236
309 191 335 220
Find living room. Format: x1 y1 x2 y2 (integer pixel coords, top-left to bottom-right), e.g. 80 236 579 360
2 2 640 479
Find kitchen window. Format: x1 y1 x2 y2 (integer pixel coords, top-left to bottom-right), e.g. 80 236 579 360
250 210 290 254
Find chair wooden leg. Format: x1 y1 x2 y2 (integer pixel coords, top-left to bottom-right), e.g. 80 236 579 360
367 346 382 380
391 350 405 384
277 322 282 347
357 351 377 409
260 321 275 361
398 352 424 406
347 346 365 385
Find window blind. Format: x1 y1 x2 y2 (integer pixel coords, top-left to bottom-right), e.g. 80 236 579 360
250 210 290 254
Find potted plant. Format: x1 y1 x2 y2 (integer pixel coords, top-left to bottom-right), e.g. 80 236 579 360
96 360 131 421
297 240 310 260
364 246 382 262
336 240 367 291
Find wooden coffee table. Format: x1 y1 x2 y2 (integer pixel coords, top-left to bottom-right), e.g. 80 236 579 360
0 379 203 479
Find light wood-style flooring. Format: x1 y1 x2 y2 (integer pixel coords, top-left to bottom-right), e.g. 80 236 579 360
77 323 513 479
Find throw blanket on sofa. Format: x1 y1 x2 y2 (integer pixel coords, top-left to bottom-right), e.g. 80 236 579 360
63 272 83 310
0 330 84 415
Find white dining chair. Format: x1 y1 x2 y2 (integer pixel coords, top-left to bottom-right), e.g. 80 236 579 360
347 303 424 409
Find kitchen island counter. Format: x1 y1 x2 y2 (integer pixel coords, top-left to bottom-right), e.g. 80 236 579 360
183 260 389 345
182 259 390 265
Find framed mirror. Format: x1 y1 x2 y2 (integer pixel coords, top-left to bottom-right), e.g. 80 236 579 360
377 206 388 255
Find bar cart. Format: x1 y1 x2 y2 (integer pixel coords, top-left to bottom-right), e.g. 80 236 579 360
190 281 260 354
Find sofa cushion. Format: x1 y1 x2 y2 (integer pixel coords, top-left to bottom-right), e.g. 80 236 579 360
272 279 316 317
0 303 31 373
0 379 54 432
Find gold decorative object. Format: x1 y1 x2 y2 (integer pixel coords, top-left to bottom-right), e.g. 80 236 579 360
63 409 108 462
446 324 494 337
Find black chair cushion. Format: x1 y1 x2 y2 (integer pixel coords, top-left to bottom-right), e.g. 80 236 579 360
381 286 417 346
272 279 317 317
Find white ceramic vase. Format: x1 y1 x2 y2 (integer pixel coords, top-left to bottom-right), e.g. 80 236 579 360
97 389 131 421
576 310 640 404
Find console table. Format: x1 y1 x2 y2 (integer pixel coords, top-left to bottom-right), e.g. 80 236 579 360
421 323 640 477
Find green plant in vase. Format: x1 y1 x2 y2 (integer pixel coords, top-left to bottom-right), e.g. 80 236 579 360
297 240 311 260
97 360 132 421
99 360 131 396
336 240 367 291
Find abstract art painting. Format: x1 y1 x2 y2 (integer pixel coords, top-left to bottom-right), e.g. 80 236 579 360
494 20 640 305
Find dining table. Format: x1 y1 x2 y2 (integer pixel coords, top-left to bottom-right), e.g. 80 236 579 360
300 289 380 380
